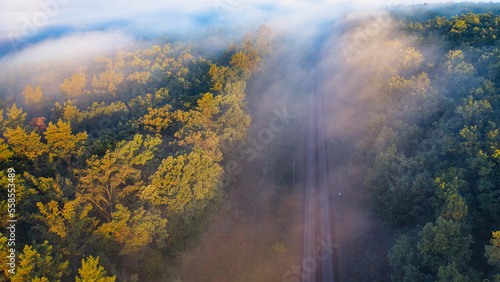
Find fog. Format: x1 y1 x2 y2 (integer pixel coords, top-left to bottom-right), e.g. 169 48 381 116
0 0 480 57
0 0 483 91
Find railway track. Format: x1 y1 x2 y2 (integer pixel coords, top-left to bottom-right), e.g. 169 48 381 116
302 51 335 282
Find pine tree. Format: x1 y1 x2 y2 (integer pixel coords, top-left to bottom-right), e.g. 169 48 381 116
44 119 87 165
36 199 98 271
94 204 167 255
61 72 87 97
4 126 47 164
76 256 115 282
5 104 26 129
0 139 13 162
21 85 45 105
141 148 223 216
77 135 160 221
12 241 69 282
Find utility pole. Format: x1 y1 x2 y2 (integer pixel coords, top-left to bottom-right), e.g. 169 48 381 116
338 165 341 189
235 196 238 220
299 104 301 126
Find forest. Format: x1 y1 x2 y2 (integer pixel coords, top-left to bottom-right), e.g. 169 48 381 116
3 2 500 281
0 26 273 281
353 7 500 282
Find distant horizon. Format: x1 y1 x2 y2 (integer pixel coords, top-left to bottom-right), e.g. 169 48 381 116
2 1 498 60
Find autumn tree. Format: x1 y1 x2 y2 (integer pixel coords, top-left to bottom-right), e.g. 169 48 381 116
12 241 69 282
175 93 223 161
0 139 13 162
4 126 47 164
44 119 87 165
21 85 45 105
36 199 98 273
52 101 85 128
4 104 26 129
141 148 223 216
141 105 173 135
76 256 116 282
77 134 161 221
94 204 167 255
61 72 87 97
92 70 124 95
29 117 48 134
0 234 14 280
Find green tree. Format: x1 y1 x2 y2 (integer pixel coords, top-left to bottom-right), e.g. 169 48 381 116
434 168 469 221
437 262 467 282
388 233 429 281
417 217 472 274
485 231 500 268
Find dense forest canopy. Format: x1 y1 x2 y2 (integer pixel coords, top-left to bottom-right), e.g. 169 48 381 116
352 5 500 281
0 26 273 281
4 1 500 281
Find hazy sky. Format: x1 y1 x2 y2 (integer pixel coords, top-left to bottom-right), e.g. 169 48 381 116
0 0 498 66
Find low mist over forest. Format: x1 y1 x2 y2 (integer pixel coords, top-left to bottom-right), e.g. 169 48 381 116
2 1 500 282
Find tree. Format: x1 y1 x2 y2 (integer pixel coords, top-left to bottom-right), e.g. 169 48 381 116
12 241 69 282
0 233 14 280
437 262 467 282
29 117 48 134
61 72 87 97
94 204 167 255
141 148 223 216
365 145 424 226
127 71 152 84
141 105 173 134
434 168 469 221
21 85 45 106
44 119 87 165
5 104 26 129
92 70 124 95
439 50 481 96
76 256 115 282
174 93 224 161
52 101 85 128
388 233 431 281
417 217 472 274
77 135 161 221
218 83 252 150
485 231 500 268
36 199 98 272
4 126 47 164
0 139 13 162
